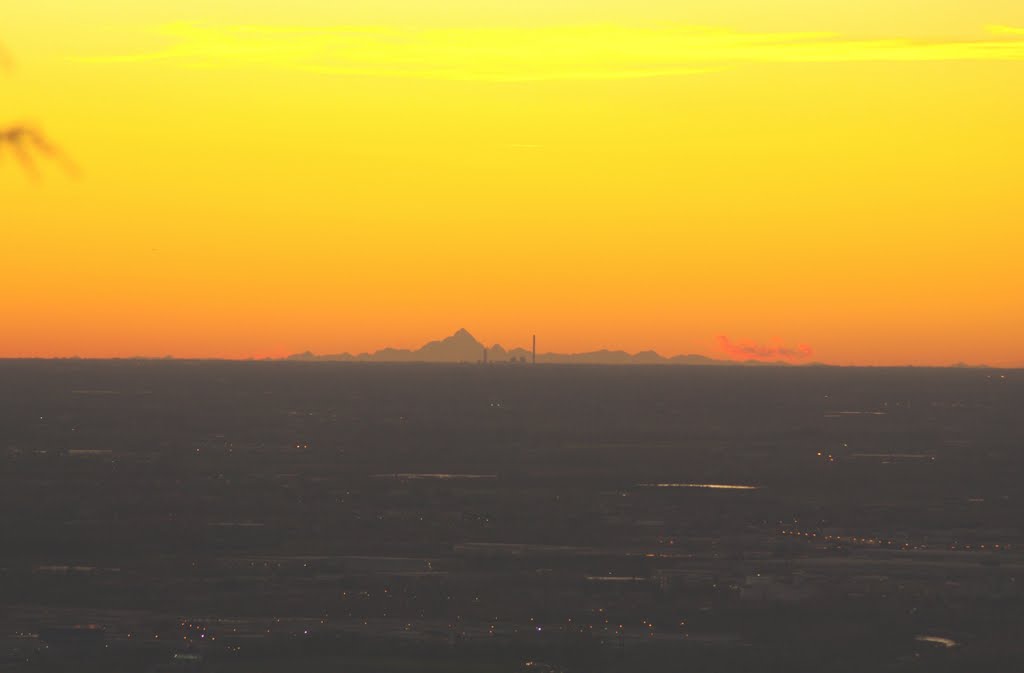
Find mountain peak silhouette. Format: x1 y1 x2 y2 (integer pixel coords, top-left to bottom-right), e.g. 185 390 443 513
415 328 485 362
286 328 790 366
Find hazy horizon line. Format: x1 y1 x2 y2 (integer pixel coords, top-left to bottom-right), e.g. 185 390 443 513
0 356 1016 370
0 328 1016 369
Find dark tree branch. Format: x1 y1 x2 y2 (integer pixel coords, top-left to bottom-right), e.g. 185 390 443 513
2 41 76 177
1 125 78 177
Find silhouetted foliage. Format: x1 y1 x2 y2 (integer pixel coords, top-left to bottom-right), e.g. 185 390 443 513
0 124 76 176
1 41 74 177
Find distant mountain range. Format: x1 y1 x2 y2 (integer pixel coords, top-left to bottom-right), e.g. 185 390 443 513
286 328 796 366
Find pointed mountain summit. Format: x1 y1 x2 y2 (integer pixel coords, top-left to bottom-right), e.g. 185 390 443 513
415 328 486 362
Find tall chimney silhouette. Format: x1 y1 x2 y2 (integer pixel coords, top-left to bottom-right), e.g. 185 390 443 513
532 335 536 365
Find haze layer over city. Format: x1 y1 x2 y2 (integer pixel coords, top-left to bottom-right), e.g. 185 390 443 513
2 358 1023 672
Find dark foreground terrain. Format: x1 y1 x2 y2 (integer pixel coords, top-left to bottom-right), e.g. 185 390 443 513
1 360 1023 672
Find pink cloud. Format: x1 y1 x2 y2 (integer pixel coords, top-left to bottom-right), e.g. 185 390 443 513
717 336 813 362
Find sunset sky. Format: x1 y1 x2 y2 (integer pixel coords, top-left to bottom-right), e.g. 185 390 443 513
2 1 1022 365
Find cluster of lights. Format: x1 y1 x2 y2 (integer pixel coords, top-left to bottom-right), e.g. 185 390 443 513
779 529 1012 552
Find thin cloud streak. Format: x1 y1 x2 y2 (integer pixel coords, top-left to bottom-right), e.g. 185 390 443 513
989 25 1024 36
75 23 1024 82
717 336 814 362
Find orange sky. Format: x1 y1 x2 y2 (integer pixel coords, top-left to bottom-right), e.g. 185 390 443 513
2 1 1023 365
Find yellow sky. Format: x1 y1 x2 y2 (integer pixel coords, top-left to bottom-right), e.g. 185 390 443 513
2 1 1023 364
